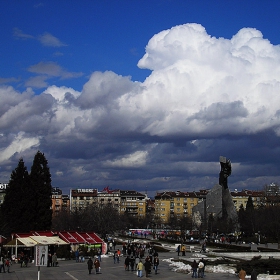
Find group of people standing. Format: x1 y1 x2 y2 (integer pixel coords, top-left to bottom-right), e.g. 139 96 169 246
191 258 206 278
176 244 186 256
47 252 58 267
87 257 101 274
0 254 12 273
239 268 258 280
124 254 160 277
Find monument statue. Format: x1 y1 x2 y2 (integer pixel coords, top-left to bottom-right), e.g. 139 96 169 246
219 156 231 189
192 156 239 231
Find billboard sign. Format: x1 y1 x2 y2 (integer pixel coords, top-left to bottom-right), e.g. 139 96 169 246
35 245 48 266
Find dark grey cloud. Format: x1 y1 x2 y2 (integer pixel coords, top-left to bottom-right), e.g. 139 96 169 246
1 24 280 197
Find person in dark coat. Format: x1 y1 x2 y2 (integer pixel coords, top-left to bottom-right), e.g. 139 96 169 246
153 256 159 274
191 260 198 278
124 256 130 271
251 268 258 280
87 257 93 274
130 256 135 271
94 258 100 274
144 259 152 277
177 245 181 256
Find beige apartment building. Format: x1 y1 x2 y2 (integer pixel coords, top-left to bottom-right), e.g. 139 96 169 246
154 191 201 224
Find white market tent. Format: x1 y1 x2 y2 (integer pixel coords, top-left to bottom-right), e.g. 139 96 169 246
4 236 68 257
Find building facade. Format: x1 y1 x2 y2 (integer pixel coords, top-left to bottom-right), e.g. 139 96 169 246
154 191 200 224
97 188 121 210
51 187 70 216
231 189 265 210
0 183 8 205
119 190 146 218
70 188 98 211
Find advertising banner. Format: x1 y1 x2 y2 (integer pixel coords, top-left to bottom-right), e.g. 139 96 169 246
35 245 48 266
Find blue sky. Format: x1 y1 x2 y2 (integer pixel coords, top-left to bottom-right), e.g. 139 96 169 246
1 0 280 197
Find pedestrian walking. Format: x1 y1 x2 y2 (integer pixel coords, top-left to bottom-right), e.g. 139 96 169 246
198 258 206 278
0 255 6 273
181 245 186 256
239 268 246 280
136 259 143 277
94 257 101 274
130 256 135 271
191 259 198 278
153 256 159 274
124 256 130 270
251 268 258 280
87 257 93 274
144 258 152 278
176 245 181 256
5 257 11 273
52 253 58 267
97 248 102 262
198 260 204 278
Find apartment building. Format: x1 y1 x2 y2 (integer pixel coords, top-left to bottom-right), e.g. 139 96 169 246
51 187 70 216
231 189 265 210
119 190 146 218
0 183 8 205
70 188 98 211
154 191 200 224
97 187 120 210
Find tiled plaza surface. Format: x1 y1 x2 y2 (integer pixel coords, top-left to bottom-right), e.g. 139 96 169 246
0 248 237 280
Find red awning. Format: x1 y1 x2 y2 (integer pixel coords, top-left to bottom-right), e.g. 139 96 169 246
86 232 103 243
59 232 79 244
32 231 55 237
67 232 85 243
78 232 98 244
12 231 103 245
14 233 35 238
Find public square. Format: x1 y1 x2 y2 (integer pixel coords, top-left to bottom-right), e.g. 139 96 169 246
0 248 237 280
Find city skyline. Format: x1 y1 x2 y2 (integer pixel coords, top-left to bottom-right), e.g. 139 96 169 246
1 1 280 197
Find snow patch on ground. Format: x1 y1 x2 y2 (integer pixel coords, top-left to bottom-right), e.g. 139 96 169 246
162 258 236 275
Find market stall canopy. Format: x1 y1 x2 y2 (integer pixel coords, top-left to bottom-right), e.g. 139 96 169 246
4 237 38 247
8 231 103 246
4 236 68 247
58 231 103 244
78 232 99 244
31 236 68 245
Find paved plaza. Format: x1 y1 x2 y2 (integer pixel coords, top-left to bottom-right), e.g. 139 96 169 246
0 249 237 280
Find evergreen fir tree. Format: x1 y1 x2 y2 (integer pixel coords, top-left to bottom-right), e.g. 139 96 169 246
30 151 53 230
1 158 30 233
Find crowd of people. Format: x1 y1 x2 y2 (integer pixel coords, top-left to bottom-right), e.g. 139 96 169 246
113 241 161 278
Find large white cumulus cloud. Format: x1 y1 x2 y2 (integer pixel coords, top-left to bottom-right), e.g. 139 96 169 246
1 23 280 192
135 23 280 137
